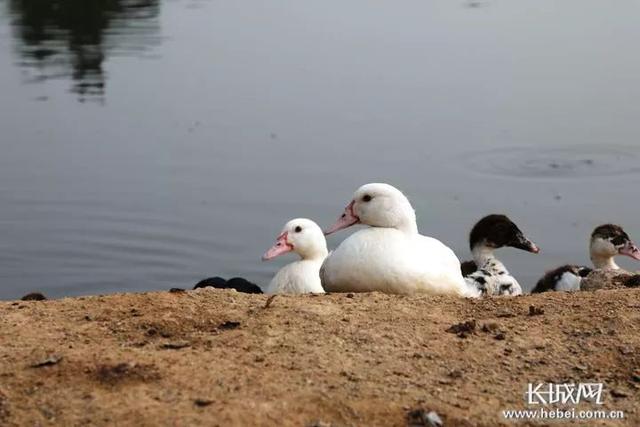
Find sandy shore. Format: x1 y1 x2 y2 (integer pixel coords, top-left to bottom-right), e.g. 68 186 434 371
1 288 639 426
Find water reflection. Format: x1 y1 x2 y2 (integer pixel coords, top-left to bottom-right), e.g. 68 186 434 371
7 0 161 102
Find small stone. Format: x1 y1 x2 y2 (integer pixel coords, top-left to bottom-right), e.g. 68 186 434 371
263 295 277 309
219 321 240 330
346 293 355 298
529 305 545 316
95 362 149 383
481 323 499 333
194 398 214 407
532 342 547 350
160 341 190 350
496 311 516 318
611 389 629 398
448 369 463 379
446 320 476 338
31 355 62 368
425 411 443 427
407 408 443 427
494 332 506 340
169 288 185 293
618 346 633 355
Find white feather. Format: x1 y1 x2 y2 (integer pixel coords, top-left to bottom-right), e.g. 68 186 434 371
266 260 326 294
555 272 582 292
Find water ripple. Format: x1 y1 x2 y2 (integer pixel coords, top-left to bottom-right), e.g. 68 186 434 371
460 145 640 179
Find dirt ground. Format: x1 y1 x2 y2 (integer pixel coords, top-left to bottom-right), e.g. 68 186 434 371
1 287 639 426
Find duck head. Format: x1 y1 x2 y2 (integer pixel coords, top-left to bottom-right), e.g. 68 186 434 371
324 183 418 235
469 214 539 254
262 218 328 261
590 224 640 269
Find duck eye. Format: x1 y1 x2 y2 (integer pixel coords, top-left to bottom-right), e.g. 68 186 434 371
362 194 372 202
294 226 302 233
611 235 626 246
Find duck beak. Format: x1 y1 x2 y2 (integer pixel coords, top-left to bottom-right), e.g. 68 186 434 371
511 234 540 254
262 232 293 261
619 240 640 260
324 201 359 236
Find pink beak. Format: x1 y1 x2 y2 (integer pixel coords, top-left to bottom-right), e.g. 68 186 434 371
619 240 640 261
324 201 360 236
262 232 293 261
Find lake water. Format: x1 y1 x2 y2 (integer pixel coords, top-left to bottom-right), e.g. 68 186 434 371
1 0 639 300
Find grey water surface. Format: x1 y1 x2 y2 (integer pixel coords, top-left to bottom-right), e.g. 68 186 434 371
1 0 639 299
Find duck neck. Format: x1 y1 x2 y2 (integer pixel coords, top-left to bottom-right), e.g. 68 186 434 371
396 219 419 235
394 206 419 234
472 244 498 268
299 246 329 262
590 253 619 270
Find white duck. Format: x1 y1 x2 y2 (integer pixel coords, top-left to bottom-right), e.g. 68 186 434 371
262 218 328 294
321 183 479 297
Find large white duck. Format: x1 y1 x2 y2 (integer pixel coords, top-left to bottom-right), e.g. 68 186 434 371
262 218 328 294
321 183 479 297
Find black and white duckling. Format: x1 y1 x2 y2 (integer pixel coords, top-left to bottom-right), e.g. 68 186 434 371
462 214 540 296
193 276 263 293
262 218 328 294
532 224 640 293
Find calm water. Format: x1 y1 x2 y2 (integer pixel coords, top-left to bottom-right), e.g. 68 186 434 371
1 0 640 299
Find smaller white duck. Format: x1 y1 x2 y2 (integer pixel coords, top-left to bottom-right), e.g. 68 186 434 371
461 214 539 296
262 218 328 294
321 183 479 297
532 224 640 293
